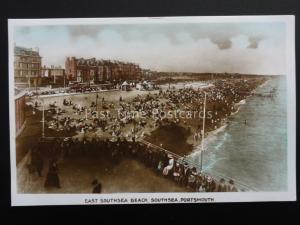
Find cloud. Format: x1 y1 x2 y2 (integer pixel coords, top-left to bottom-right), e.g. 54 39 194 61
210 36 232 49
17 26 31 34
247 35 264 49
67 25 102 41
14 22 285 75
63 24 244 50
17 23 274 51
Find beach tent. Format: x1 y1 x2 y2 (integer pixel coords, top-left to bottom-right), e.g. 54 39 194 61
136 83 143 90
121 81 130 91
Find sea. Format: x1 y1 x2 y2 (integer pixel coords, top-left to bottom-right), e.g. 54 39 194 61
187 76 287 191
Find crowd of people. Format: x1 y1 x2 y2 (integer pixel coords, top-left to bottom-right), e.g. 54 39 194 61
27 78 266 192
43 93 170 139
26 83 118 97
29 137 239 192
34 78 266 145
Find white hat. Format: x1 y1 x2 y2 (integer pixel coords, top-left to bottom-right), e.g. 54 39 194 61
168 154 173 158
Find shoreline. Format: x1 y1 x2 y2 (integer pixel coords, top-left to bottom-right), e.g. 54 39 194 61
25 77 269 156
183 78 269 151
189 78 269 154
17 77 270 193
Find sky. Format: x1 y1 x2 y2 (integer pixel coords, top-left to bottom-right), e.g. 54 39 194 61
14 22 286 75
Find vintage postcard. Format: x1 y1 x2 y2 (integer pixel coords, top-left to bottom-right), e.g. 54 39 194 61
8 16 296 206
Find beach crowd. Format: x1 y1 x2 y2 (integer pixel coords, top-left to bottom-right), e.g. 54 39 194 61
28 137 239 192
32 78 266 145
26 78 266 192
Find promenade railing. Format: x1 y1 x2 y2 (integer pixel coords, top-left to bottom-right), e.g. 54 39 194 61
140 139 258 192
39 136 258 192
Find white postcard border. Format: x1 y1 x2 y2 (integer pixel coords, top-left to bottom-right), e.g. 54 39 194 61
8 15 296 206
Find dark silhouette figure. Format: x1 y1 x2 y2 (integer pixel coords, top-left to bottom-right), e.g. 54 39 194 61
35 151 44 177
92 179 102 193
44 159 61 188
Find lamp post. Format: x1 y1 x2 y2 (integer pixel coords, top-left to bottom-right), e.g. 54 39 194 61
27 76 31 90
63 73 66 89
96 93 98 112
35 76 39 101
200 92 207 172
132 114 136 142
41 99 45 138
35 77 37 95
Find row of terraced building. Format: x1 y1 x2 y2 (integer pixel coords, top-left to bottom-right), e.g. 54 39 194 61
65 57 142 84
14 46 143 88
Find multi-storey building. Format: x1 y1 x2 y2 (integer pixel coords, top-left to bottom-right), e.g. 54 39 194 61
65 57 142 84
41 65 65 85
14 46 42 87
15 89 26 137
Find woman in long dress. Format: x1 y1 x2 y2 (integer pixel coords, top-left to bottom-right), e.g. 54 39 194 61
162 155 174 176
44 159 61 188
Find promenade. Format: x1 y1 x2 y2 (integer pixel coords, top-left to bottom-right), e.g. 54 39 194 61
16 77 267 193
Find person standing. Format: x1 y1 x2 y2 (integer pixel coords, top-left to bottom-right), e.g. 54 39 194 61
92 179 102 193
205 176 216 192
44 159 61 188
162 155 174 176
157 160 164 174
26 148 34 174
35 150 44 177
187 169 197 189
217 178 227 192
227 179 238 192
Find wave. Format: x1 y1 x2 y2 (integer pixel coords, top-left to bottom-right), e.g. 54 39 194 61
230 99 246 116
251 79 270 94
190 96 248 155
190 123 228 156
236 99 246 105
230 108 239 116
259 79 271 88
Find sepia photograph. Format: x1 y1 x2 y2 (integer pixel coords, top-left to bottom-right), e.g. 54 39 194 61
8 16 296 205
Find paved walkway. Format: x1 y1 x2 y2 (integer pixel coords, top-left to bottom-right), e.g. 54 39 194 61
17 153 189 193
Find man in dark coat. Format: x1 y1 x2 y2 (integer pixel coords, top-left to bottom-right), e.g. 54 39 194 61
92 179 102 193
227 179 238 192
44 159 61 188
217 178 227 192
35 151 44 177
205 176 216 192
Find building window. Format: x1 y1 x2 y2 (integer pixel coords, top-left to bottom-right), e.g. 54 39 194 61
77 70 82 82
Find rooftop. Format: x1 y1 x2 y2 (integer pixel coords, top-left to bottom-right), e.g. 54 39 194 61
70 57 139 67
14 46 40 57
